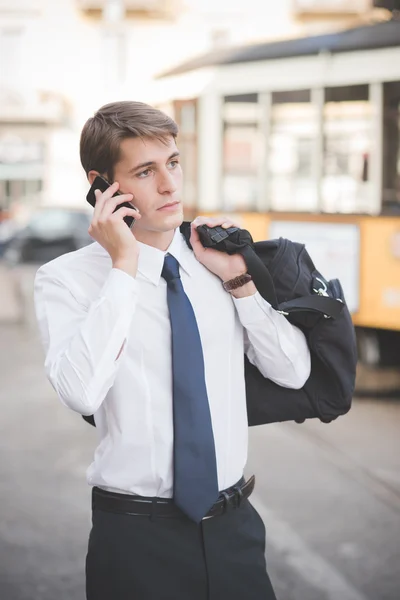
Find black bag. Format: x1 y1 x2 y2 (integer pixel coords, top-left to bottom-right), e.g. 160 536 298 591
193 223 357 425
82 222 357 428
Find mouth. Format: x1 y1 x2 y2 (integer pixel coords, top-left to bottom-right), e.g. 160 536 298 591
157 201 181 211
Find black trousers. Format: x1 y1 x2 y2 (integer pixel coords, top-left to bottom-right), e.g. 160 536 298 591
86 497 277 600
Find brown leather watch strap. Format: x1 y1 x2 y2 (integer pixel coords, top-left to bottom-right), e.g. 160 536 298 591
222 273 252 292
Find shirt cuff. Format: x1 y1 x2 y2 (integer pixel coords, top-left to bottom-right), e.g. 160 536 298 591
98 268 139 316
102 267 138 295
232 291 273 326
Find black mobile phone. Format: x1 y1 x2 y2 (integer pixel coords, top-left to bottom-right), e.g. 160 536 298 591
86 175 137 228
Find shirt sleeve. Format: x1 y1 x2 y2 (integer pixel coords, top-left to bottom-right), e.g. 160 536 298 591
232 291 311 389
34 267 138 415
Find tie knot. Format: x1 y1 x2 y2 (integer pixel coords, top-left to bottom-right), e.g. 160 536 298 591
162 254 180 283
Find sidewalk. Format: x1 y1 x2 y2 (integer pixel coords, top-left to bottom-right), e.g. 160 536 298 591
0 262 39 327
0 323 94 600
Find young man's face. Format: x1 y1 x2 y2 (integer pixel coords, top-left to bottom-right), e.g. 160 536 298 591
112 135 184 235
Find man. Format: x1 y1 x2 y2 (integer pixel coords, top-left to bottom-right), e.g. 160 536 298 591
34 101 311 600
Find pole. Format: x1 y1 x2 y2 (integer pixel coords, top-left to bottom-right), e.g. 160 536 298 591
102 0 126 95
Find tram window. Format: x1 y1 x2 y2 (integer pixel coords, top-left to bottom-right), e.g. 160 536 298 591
269 90 318 212
325 85 369 103
222 94 261 211
272 90 310 104
382 82 400 213
225 94 258 104
322 84 372 213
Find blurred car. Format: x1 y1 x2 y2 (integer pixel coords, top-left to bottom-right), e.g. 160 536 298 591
1 207 93 265
0 218 20 257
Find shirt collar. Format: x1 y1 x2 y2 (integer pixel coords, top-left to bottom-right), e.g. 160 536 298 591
137 228 193 286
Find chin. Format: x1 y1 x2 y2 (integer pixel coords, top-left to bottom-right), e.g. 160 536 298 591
159 211 184 232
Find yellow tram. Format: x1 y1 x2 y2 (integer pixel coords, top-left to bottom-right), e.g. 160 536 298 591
152 18 400 366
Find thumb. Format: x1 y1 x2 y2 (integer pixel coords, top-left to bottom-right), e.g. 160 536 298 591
189 222 206 256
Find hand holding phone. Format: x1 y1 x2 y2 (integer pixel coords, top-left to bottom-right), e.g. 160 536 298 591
86 175 139 228
86 176 141 278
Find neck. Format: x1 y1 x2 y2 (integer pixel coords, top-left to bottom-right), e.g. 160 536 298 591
133 227 176 251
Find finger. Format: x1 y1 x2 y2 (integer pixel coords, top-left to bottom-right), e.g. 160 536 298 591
205 218 241 229
190 221 206 255
92 189 104 219
193 216 240 229
192 216 218 228
206 217 241 228
101 194 136 218
92 182 119 218
221 220 240 229
102 181 120 201
110 207 141 221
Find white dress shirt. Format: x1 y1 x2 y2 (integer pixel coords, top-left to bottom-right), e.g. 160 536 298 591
34 228 311 497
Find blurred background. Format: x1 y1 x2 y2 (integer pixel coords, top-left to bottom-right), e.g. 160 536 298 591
1 1 400 599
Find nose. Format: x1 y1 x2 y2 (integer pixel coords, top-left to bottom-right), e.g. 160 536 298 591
157 168 178 195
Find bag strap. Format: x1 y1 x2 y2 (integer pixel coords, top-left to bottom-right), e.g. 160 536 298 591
238 245 278 309
278 296 344 319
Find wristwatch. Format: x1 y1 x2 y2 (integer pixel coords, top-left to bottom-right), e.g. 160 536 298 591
222 273 252 292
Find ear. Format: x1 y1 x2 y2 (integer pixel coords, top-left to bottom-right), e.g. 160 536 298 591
88 170 101 185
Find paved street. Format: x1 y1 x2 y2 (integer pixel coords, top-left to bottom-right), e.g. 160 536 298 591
0 265 399 600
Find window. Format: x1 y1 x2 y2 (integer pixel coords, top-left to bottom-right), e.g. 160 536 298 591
0 134 45 210
322 85 372 213
222 94 261 212
268 90 318 212
382 81 400 213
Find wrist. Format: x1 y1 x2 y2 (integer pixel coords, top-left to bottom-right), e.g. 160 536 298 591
113 258 138 279
219 254 247 283
222 272 255 296
229 281 257 298
220 269 247 283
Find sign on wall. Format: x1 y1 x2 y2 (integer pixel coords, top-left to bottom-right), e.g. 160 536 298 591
268 220 360 313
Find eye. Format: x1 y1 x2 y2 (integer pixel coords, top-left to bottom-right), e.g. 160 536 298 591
137 169 151 178
168 160 179 169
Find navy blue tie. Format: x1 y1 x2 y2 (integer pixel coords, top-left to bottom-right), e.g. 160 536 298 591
162 254 219 523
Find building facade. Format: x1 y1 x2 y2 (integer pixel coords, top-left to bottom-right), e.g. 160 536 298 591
0 0 386 215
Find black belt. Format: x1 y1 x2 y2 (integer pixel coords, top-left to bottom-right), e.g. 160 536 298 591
92 475 255 520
